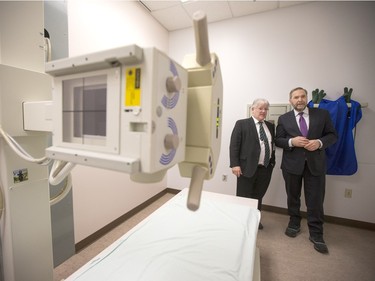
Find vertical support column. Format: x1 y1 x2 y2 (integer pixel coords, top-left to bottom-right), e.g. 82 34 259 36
0 2 54 281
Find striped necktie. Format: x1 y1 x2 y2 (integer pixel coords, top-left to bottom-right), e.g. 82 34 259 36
259 122 270 167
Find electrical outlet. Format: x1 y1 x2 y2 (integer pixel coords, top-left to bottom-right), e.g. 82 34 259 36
222 174 228 182
344 188 352 198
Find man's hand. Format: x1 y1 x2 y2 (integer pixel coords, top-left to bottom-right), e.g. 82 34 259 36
304 139 320 151
291 136 309 147
232 166 242 177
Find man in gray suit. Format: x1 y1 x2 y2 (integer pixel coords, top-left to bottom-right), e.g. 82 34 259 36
275 87 337 254
230 98 276 229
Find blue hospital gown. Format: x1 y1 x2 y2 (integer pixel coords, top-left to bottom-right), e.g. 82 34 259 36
308 96 362 175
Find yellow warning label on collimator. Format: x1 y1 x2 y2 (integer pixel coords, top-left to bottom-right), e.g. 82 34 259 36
125 67 141 107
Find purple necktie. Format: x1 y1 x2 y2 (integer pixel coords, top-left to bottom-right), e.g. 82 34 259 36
299 112 308 137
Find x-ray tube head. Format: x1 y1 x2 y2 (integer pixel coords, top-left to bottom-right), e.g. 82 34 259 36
45 45 188 181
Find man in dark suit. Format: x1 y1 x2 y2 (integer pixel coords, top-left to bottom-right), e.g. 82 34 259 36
230 98 276 229
275 87 337 254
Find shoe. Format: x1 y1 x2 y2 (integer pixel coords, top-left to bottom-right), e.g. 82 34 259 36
285 226 300 238
258 222 264 230
309 236 329 254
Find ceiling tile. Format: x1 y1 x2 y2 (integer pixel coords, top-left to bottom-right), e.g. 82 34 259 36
279 1 308 9
151 5 193 31
182 1 233 23
229 1 279 17
138 0 309 32
140 0 181 12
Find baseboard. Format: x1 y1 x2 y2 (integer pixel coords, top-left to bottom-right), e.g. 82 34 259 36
166 187 180 195
262 204 375 231
75 188 177 252
76 189 374 253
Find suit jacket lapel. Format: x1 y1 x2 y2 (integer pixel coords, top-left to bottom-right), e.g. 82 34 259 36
307 109 316 132
264 121 273 135
287 111 302 136
248 117 259 140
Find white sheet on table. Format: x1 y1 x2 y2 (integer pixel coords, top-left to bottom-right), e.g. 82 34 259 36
66 190 260 281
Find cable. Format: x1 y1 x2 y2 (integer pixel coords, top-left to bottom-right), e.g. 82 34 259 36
0 126 74 205
0 184 4 220
45 37 52 62
49 160 76 186
49 173 73 206
0 126 51 165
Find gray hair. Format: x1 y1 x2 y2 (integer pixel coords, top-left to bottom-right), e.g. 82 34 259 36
251 98 270 109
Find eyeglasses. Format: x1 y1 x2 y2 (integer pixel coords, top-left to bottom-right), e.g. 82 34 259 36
255 107 269 111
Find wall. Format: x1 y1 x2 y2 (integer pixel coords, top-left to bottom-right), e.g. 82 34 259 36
68 0 169 56
44 1 69 61
167 2 375 224
66 0 170 242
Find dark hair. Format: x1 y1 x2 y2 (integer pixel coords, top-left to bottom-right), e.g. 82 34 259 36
289 87 307 99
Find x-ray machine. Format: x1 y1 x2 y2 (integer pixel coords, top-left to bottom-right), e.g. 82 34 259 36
0 2 222 281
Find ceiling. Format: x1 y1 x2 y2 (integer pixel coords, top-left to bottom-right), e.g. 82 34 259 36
138 0 309 31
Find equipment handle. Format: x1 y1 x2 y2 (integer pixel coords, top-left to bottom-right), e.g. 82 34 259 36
187 165 208 211
193 10 211 66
